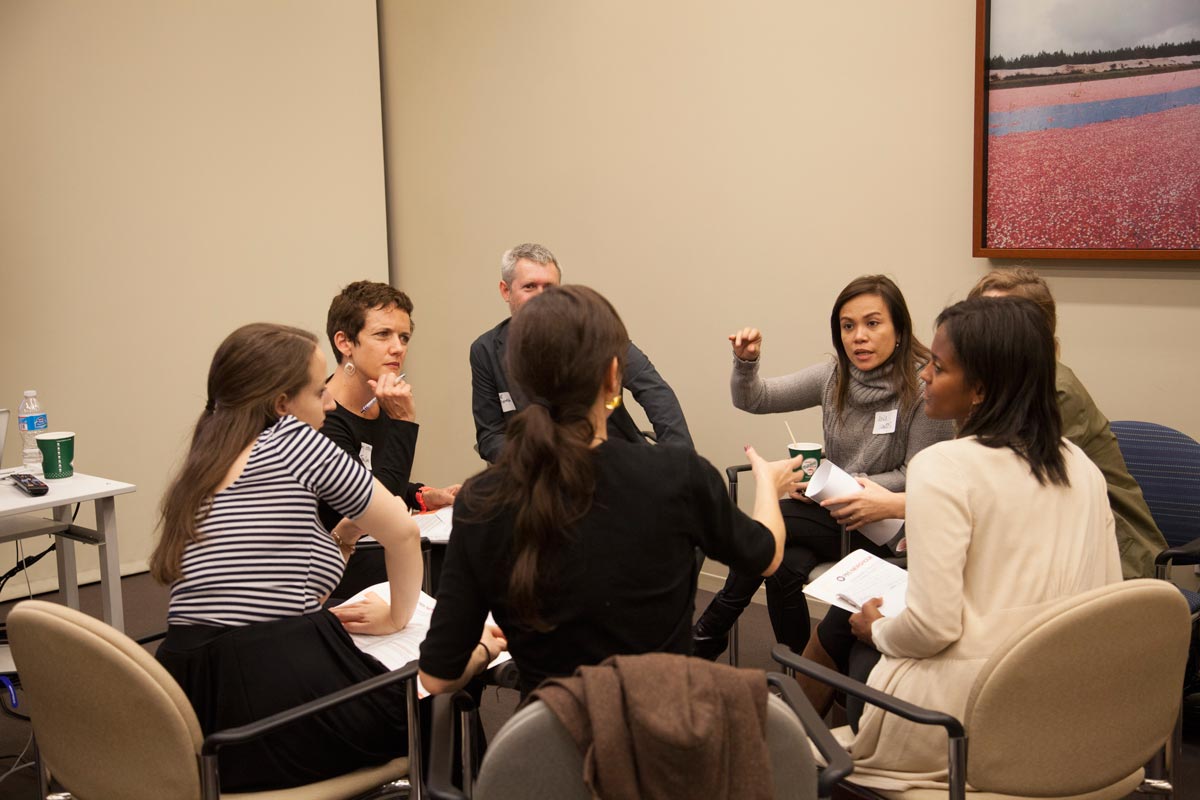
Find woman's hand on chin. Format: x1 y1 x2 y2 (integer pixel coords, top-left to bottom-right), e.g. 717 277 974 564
368 374 415 422
330 591 400 635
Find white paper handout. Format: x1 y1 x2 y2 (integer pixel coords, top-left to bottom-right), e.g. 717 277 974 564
805 460 904 546
803 549 908 616
414 505 454 543
338 582 509 697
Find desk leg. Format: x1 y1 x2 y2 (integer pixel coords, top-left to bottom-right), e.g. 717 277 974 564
95 497 125 632
51 505 79 612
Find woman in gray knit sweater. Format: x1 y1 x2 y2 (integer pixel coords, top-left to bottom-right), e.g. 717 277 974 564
693 275 955 659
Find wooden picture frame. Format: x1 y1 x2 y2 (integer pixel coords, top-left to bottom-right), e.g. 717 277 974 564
972 0 1200 260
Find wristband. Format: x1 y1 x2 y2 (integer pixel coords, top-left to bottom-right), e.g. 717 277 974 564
478 640 496 664
414 486 429 513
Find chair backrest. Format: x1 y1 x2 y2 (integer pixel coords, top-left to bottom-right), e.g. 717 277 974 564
7 600 206 800
472 693 818 800
1110 420 1200 549
964 580 1189 796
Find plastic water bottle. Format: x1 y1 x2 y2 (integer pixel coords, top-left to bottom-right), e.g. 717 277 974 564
17 390 48 471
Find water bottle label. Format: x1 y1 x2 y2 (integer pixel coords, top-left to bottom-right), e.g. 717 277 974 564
19 413 48 432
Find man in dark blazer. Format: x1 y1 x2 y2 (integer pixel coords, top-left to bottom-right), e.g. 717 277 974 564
470 242 693 463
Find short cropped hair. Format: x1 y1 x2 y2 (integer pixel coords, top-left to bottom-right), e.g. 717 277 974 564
500 243 560 286
326 281 414 364
968 267 1056 337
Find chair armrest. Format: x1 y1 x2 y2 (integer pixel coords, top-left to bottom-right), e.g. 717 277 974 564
487 659 521 690
771 645 964 737
1155 535 1200 568
201 660 419 755
134 630 167 646
726 464 752 503
426 692 470 800
767 672 853 798
772 645 967 800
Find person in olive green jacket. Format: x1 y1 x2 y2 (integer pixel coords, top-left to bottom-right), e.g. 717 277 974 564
970 268 1166 579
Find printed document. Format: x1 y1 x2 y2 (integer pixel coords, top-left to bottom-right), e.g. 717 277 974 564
803 549 908 616
338 582 509 696
414 505 454 543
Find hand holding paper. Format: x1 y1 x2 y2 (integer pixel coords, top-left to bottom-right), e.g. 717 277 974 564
805 460 904 546
822 475 905 531
850 598 885 645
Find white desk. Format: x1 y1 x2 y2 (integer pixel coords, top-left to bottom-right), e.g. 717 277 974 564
0 472 136 632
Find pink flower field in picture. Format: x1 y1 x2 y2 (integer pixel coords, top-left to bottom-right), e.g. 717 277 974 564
985 70 1200 250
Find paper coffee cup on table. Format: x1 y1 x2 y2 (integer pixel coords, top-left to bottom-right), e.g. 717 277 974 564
36 431 75 479
787 442 822 478
805 459 904 546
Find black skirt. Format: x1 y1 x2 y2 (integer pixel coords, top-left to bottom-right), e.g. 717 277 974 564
157 609 408 792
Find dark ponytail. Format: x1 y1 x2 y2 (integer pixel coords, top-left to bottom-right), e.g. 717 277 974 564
463 286 628 630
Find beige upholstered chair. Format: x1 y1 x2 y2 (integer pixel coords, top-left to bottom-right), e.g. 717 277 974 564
774 579 1191 800
7 600 421 800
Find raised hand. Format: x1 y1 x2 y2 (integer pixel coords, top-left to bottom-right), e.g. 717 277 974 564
728 327 763 362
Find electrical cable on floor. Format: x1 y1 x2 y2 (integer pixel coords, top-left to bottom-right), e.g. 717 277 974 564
0 732 33 786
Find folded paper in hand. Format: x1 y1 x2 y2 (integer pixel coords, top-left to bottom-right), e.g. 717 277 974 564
805 460 904 546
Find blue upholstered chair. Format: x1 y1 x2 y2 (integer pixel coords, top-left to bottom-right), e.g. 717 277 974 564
1110 420 1200 799
1109 420 1200 609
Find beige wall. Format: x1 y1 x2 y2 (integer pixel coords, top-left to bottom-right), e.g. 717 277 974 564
1 2 1195 601
380 0 1200 510
0 1 389 600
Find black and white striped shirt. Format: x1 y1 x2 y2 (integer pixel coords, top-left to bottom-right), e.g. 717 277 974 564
168 416 374 626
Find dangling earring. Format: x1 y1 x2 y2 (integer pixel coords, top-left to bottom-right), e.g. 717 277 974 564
605 394 622 411
343 361 356 378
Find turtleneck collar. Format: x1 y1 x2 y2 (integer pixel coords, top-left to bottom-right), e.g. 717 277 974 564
845 361 898 406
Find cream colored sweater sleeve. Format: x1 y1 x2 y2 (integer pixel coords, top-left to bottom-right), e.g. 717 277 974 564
871 444 971 659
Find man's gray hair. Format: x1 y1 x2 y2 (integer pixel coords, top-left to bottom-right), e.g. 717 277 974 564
500 243 560 285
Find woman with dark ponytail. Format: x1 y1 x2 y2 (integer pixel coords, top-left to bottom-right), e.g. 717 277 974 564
419 286 799 696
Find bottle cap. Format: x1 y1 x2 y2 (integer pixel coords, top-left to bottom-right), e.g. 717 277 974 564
23 390 36 397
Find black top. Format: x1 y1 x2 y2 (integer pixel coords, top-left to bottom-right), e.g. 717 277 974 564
469 317 694 463
318 401 423 532
419 439 775 694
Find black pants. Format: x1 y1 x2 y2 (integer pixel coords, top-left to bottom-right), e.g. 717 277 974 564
157 611 410 792
817 606 883 731
697 499 891 653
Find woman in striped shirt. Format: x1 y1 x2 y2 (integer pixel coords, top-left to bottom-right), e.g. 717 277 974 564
150 322 432 792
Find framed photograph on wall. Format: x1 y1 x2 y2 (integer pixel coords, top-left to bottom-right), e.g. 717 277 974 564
972 0 1200 260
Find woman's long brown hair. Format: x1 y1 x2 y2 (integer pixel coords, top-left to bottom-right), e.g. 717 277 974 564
463 285 628 631
149 323 319 584
828 275 930 421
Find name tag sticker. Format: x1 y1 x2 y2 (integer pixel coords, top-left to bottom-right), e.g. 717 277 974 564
499 392 516 413
359 442 374 471
873 409 898 435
